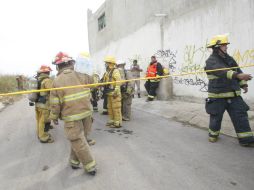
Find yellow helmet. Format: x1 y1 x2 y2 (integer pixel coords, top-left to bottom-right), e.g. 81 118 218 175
79 52 90 58
207 34 230 48
104 56 116 64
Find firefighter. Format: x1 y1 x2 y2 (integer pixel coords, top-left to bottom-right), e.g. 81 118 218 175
91 73 100 112
103 56 122 128
35 65 54 143
130 59 143 98
117 60 134 121
50 52 97 175
205 34 254 147
100 65 110 115
145 55 163 101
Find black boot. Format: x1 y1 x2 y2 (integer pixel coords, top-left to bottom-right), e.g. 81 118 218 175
44 123 51 132
240 142 254 147
146 97 154 102
138 93 141 98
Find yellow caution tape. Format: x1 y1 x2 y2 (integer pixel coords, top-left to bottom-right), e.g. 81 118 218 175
0 64 254 96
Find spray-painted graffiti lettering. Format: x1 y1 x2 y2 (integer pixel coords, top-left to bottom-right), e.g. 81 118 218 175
173 76 208 92
181 42 209 73
155 49 177 72
233 49 254 65
173 42 209 92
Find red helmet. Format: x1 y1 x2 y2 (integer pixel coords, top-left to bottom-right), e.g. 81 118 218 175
38 65 52 73
52 52 74 65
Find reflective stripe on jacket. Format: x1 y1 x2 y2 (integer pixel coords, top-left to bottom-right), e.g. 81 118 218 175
35 74 52 109
50 68 93 122
205 52 247 98
103 68 122 96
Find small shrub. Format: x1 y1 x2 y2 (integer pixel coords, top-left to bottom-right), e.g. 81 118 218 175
0 75 18 93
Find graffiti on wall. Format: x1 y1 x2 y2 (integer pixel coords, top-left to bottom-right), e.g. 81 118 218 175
233 49 254 65
181 42 209 73
155 49 177 72
126 47 254 93
128 54 143 63
180 43 209 91
127 54 150 70
164 42 209 92
151 45 209 92
173 76 208 92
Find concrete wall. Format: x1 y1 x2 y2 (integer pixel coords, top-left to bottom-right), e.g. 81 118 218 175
87 0 254 102
87 0 162 54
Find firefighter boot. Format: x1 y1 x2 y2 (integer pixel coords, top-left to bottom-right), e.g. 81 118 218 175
240 142 254 147
87 139 96 146
85 160 97 175
93 107 98 112
70 159 80 169
209 137 218 143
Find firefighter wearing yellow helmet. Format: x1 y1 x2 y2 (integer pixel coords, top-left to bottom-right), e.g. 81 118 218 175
103 56 122 128
205 34 254 147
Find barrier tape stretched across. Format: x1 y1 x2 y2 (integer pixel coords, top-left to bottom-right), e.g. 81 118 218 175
0 63 254 97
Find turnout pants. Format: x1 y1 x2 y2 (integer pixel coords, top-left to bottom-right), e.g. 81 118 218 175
205 96 254 144
103 94 108 112
91 90 98 109
145 80 160 99
107 95 122 126
35 107 51 142
122 94 133 120
64 117 96 171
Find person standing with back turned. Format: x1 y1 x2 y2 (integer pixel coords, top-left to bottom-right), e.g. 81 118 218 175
50 52 97 175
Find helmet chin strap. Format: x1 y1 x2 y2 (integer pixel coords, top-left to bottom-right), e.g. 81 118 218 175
218 48 227 57
213 46 227 57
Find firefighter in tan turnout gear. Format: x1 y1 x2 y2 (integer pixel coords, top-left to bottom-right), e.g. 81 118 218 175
103 56 122 128
35 65 54 143
91 73 100 112
117 60 134 121
50 52 97 175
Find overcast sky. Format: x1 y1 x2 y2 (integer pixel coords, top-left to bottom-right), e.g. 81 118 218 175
0 0 104 76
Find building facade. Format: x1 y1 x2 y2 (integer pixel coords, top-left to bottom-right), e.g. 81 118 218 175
87 0 254 102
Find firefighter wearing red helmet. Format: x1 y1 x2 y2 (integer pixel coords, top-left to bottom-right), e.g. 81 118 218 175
35 65 54 143
50 52 97 175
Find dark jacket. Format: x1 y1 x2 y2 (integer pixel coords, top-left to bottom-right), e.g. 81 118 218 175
155 62 163 76
205 52 247 98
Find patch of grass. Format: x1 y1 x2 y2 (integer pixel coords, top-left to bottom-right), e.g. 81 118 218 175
0 75 18 93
